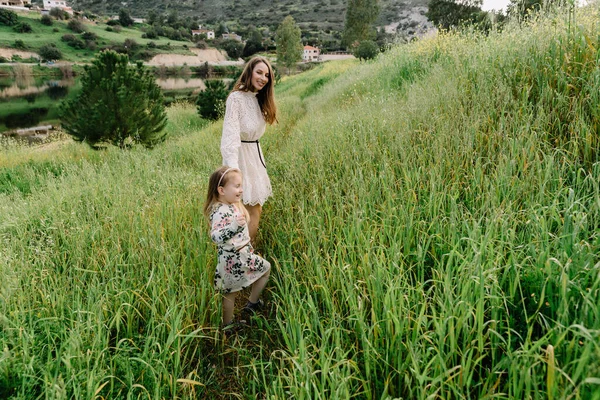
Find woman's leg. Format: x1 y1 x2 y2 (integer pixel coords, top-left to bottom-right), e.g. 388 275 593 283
248 270 270 303
222 292 237 325
245 203 262 244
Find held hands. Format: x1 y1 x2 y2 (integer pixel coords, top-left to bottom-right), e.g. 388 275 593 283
233 205 247 227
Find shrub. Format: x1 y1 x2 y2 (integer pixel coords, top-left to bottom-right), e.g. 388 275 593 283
67 19 85 33
41 15 53 26
38 43 62 61
0 9 18 26
81 31 98 41
62 34 86 49
60 50 168 149
49 7 67 20
12 40 27 50
13 22 33 33
196 79 229 120
354 40 379 61
0 56 7 63
106 19 121 26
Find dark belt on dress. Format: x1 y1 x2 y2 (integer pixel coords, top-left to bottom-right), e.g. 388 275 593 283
241 140 267 169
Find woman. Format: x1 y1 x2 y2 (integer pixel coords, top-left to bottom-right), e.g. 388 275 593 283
220 56 278 244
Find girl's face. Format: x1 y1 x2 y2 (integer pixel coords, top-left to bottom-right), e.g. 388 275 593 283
251 62 270 92
218 172 243 205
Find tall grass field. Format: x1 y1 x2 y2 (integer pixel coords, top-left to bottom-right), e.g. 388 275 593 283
1 6 599 399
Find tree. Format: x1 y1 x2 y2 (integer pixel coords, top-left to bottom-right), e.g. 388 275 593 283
426 0 483 30
221 39 244 59
507 0 565 19
119 8 134 27
243 26 264 57
196 80 229 120
342 0 380 48
354 40 379 61
0 9 18 26
276 15 303 73
60 50 167 149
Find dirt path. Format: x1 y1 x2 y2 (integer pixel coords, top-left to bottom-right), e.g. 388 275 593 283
146 48 243 66
0 47 39 60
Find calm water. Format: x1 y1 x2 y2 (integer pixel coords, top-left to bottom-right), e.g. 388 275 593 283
0 75 208 135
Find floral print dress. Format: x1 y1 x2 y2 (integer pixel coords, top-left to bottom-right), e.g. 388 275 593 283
209 202 271 293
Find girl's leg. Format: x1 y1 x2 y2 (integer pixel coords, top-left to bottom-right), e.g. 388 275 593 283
248 270 270 303
245 203 262 244
222 292 237 325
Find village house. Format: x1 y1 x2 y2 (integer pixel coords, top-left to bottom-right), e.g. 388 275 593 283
303 45 321 62
42 0 73 14
222 33 242 42
192 25 215 40
0 0 31 8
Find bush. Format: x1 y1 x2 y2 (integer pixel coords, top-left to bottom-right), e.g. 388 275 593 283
81 31 98 41
106 19 121 26
196 79 229 120
49 7 67 20
0 9 18 26
62 34 86 49
12 40 27 50
13 22 33 33
60 50 168 149
38 43 62 61
41 15 53 26
353 40 379 61
0 56 7 63
67 19 85 33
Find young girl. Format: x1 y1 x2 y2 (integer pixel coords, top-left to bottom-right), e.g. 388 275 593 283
203 166 271 329
221 56 278 244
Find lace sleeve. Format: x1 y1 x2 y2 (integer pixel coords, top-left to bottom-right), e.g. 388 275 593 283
221 94 241 169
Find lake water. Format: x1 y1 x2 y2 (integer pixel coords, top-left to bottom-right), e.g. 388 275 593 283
0 75 209 136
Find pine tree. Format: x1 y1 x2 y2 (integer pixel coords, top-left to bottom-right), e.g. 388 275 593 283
60 50 167 149
342 0 380 48
276 16 303 74
196 80 229 120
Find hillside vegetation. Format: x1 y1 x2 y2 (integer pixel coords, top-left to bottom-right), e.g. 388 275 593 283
0 12 194 62
1 6 600 399
66 0 428 31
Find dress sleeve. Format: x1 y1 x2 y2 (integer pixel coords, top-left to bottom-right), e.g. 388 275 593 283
221 94 241 169
210 205 243 244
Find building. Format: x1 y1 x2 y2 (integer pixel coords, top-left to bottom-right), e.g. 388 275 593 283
222 33 242 42
303 45 320 62
0 0 31 7
42 0 73 14
192 25 215 40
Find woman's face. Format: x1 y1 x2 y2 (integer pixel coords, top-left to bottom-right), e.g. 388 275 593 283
251 62 270 92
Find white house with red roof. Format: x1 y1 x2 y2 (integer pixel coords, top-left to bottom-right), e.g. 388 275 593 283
303 45 320 62
192 25 215 40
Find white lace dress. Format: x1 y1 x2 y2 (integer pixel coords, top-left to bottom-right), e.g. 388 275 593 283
221 90 273 206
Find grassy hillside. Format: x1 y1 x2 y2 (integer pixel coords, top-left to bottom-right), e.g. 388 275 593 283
0 12 194 62
1 6 600 399
64 0 428 31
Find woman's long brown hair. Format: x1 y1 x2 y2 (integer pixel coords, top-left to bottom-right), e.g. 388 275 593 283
232 56 278 125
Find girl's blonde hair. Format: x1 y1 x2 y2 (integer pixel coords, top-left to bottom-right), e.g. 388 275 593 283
232 56 278 125
203 166 250 222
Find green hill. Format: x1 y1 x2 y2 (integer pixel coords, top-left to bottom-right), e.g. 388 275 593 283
1 6 599 399
66 0 429 33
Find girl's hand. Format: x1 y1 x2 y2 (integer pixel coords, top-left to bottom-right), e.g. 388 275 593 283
236 213 247 226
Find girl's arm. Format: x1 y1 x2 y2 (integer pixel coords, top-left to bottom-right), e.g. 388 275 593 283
221 94 241 169
210 206 244 244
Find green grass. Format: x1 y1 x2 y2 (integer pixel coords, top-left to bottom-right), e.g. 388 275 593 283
0 12 195 62
1 6 600 399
